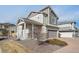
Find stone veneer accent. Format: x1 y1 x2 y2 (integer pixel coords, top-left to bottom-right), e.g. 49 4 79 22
38 26 47 41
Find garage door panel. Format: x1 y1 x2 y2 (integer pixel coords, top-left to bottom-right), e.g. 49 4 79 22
60 32 73 38
48 30 57 38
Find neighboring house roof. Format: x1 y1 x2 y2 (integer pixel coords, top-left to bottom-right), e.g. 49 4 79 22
0 23 15 26
58 21 76 25
58 20 77 31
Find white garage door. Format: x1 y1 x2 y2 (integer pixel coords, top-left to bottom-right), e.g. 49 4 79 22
48 30 57 38
60 32 73 38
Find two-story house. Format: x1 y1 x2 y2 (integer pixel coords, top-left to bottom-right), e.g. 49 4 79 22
17 6 59 41
58 21 77 38
0 23 16 36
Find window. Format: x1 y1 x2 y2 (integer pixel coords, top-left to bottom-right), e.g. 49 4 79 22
11 31 14 33
50 17 55 25
50 14 57 25
44 13 48 24
44 14 48 17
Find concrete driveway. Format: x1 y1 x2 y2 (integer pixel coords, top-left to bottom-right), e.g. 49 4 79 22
54 38 79 53
18 40 62 53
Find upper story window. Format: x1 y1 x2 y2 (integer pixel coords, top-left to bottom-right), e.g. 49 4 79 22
44 14 48 17
50 16 56 25
49 11 57 25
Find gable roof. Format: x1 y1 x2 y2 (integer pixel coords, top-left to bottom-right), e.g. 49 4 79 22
27 6 58 19
17 6 59 24
40 6 58 19
27 11 42 18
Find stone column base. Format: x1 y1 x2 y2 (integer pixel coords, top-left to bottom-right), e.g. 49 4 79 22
38 33 47 41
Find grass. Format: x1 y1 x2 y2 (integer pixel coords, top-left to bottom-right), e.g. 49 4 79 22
45 39 67 46
1 40 31 53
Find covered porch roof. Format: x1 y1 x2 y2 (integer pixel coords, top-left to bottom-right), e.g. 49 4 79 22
23 18 43 25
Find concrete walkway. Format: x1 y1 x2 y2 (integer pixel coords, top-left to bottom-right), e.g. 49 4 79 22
54 38 79 53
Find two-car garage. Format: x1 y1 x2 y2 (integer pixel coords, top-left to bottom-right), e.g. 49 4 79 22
48 30 74 38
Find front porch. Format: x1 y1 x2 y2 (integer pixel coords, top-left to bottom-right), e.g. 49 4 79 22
17 20 47 41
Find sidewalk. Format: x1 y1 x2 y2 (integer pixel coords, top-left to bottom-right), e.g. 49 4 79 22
53 38 79 53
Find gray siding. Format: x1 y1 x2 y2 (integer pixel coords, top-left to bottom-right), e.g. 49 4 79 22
49 9 57 25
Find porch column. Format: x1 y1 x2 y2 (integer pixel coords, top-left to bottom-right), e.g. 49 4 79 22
32 24 34 39
57 30 59 38
24 22 26 29
23 22 27 40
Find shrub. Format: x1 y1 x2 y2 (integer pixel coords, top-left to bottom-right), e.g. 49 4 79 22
2 29 8 36
45 39 67 46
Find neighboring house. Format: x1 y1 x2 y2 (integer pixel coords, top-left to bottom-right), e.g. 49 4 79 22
0 23 16 36
58 21 77 38
17 6 59 41
75 29 79 37
9 24 16 37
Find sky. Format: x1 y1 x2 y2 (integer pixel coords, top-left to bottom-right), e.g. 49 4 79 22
0 5 79 28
